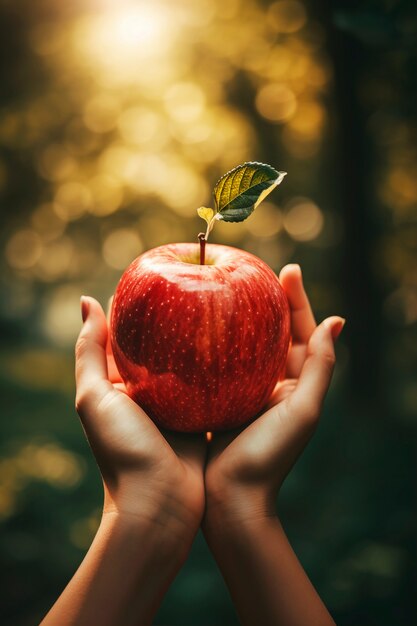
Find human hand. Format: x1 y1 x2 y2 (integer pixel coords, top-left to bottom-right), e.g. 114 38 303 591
75 296 205 547
41 296 206 626
203 265 345 528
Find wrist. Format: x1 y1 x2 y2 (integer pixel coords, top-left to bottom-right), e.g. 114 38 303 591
203 506 282 561
103 481 201 553
203 481 276 538
101 507 194 570
46 508 193 625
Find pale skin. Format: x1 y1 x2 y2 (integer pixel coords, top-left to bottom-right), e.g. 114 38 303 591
40 264 344 626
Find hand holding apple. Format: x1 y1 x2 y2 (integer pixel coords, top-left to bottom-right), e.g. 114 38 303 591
41 302 206 626
202 264 345 527
200 264 343 626
75 296 206 540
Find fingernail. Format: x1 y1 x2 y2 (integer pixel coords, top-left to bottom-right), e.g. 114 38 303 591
80 296 89 323
289 263 301 275
331 317 346 340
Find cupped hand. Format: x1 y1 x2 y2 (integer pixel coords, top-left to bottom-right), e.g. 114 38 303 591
75 296 206 539
203 264 345 525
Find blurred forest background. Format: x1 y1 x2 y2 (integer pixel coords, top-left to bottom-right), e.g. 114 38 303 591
0 0 415 624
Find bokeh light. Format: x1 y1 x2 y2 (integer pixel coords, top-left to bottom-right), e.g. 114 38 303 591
0 442 85 520
268 1 307 34
5 230 43 270
283 197 324 241
43 286 85 346
53 182 92 221
102 228 143 270
255 83 297 122
244 202 283 237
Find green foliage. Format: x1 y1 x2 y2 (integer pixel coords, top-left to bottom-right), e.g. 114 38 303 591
213 162 286 223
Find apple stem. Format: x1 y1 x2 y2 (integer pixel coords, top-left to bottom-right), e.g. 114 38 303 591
198 232 206 265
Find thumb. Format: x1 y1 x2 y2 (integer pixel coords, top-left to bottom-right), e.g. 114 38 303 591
286 316 345 427
75 296 111 414
220 316 345 487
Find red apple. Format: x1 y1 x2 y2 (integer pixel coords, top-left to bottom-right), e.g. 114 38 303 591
110 242 290 432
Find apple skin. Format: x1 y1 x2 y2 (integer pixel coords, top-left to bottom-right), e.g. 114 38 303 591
110 242 290 433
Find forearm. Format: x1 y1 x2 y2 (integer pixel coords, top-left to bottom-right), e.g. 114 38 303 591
204 514 335 626
41 510 191 626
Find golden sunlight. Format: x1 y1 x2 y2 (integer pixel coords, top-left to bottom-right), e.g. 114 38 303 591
73 2 177 86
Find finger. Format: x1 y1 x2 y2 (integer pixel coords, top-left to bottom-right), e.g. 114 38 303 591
113 382 128 393
107 352 124 384
75 296 111 406
279 264 316 345
106 343 123 384
265 378 297 409
223 316 344 482
285 316 345 426
106 295 114 323
285 343 309 379
105 295 123 384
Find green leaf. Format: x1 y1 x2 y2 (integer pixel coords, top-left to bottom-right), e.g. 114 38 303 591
197 206 214 225
213 162 286 223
